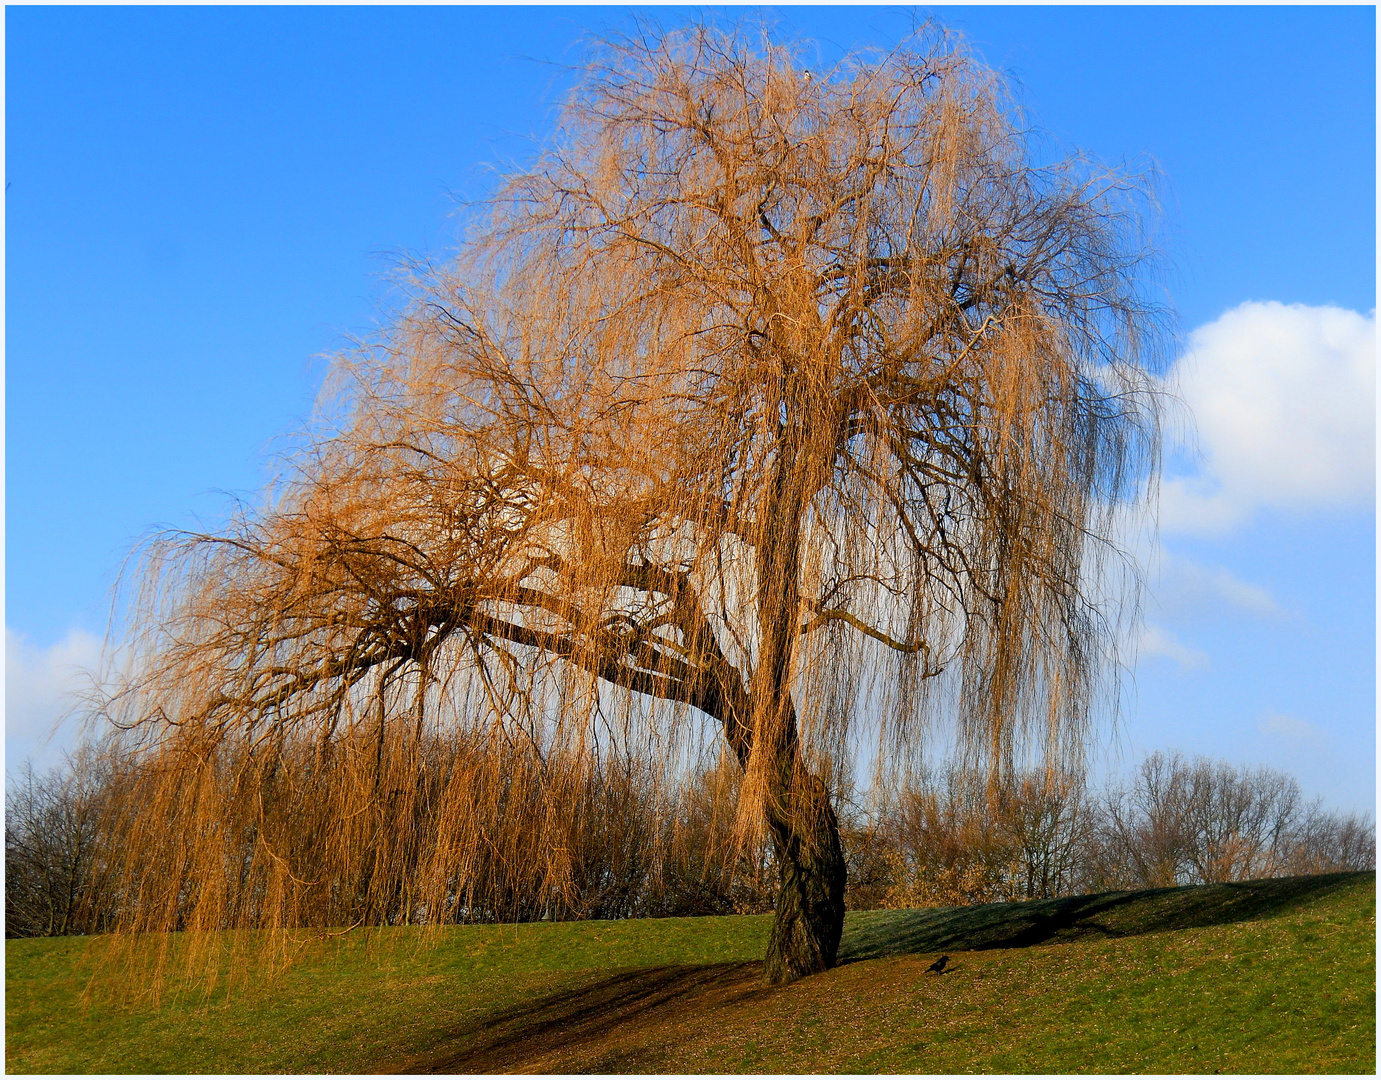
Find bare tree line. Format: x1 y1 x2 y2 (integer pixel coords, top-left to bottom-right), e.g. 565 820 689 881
8 747 1370 939
844 751 1374 909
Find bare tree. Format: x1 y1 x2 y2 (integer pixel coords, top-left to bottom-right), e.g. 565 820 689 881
1002 769 1093 900
1182 757 1304 883
96 24 1160 983
5 755 113 937
1285 809 1376 875
1094 750 1198 888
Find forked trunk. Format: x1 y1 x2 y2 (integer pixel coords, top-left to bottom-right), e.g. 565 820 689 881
762 768 848 985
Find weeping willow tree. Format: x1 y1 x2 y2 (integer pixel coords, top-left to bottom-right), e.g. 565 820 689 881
97 25 1161 985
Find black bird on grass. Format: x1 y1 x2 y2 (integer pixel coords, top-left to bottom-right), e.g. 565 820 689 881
926 954 951 974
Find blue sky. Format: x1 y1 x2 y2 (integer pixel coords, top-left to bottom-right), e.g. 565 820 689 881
6 6 1375 812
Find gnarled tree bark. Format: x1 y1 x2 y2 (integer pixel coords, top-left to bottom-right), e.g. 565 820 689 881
762 758 847 983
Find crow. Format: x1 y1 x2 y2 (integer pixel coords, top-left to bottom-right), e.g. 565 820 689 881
926 954 950 974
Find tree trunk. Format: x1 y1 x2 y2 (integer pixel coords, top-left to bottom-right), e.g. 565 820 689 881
743 411 848 984
762 767 848 985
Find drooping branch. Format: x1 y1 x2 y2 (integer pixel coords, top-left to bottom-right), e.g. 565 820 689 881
95 24 1161 982
799 607 943 672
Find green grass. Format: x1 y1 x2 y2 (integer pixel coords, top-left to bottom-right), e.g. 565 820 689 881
7 872 1374 1074
6 914 773 1074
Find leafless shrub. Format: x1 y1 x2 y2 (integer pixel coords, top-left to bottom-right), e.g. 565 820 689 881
649 755 776 917
863 765 1092 907
11 739 768 937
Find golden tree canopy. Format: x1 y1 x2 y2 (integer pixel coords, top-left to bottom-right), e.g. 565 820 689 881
99 25 1161 979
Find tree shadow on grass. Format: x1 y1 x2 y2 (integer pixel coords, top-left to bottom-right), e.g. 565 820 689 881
394 961 764 1074
389 872 1370 1073
838 871 1370 962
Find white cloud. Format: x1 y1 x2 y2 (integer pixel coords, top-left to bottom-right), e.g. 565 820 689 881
1136 623 1209 671
5 627 103 772
1257 710 1329 749
1150 553 1282 621
1161 301 1375 535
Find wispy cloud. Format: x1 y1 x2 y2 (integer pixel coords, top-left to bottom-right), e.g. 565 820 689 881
1150 553 1282 621
1161 301 1374 536
1136 623 1209 671
1257 710 1329 749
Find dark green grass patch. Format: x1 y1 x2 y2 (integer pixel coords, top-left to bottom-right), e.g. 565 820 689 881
6 872 1373 1074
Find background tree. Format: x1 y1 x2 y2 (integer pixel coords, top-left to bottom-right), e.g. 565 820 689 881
1086 752 1375 889
97 24 1161 984
5 754 114 938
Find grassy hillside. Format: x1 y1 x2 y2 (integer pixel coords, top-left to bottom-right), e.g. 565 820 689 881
7 872 1374 1074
